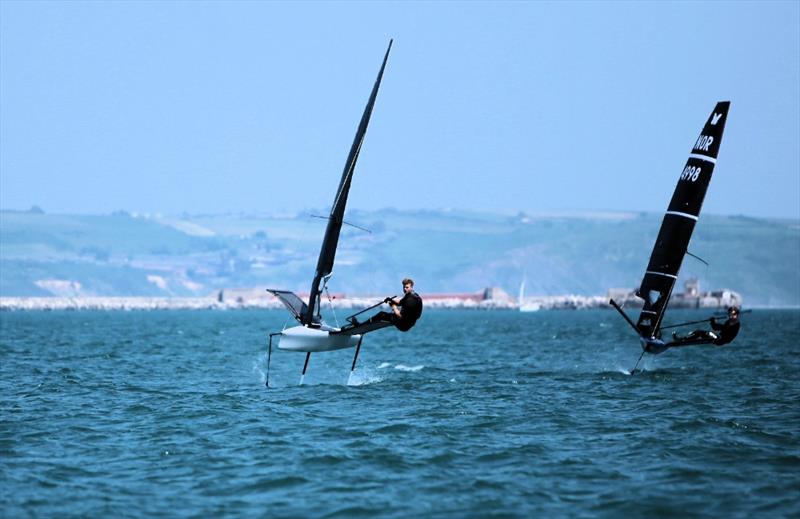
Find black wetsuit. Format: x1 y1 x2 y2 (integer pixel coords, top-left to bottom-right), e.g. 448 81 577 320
370 291 423 332
670 317 740 347
710 317 740 346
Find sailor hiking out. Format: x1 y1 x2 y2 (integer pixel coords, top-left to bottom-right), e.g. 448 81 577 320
670 306 741 347
354 278 423 332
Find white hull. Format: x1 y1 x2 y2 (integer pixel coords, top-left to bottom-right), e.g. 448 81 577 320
277 325 361 352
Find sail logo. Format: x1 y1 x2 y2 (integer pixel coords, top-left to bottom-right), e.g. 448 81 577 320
693 134 714 152
680 165 702 182
711 112 723 125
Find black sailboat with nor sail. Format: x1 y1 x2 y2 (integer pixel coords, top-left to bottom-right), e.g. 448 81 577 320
265 41 403 386
610 101 731 367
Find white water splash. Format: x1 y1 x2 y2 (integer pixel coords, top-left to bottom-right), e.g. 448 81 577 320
347 369 383 386
378 362 392 369
394 364 424 372
616 358 654 375
252 355 267 385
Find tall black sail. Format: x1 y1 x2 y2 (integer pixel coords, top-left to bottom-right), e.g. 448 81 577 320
635 101 730 338
303 40 393 325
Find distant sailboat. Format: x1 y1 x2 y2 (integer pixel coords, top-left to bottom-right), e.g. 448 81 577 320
611 101 731 365
518 277 540 312
265 41 397 386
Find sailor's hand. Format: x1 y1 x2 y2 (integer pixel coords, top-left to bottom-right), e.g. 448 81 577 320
384 297 393 304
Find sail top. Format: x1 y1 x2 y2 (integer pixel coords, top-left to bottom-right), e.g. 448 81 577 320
635 101 730 338
303 40 393 325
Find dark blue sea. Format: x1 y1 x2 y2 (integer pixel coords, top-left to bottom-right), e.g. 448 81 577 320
2 309 799 517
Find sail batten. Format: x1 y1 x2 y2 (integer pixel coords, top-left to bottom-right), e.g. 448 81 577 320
665 211 699 221
303 40 393 325
635 101 730 338
688 153 717 164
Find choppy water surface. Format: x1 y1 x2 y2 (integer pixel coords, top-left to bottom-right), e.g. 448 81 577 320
2 309 799 517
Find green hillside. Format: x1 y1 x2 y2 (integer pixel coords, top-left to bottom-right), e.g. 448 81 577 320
1 208 798 306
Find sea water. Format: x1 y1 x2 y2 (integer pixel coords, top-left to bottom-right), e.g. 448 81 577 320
1 309 798 517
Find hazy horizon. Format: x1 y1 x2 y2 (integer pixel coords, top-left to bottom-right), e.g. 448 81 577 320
1 205 798 223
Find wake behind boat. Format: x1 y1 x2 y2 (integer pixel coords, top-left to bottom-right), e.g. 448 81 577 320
265 41 399 386
610 101 732 369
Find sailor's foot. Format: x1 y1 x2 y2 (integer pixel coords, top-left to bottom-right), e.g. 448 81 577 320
349 317 360 327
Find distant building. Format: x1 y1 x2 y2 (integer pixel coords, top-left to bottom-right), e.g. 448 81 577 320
418 287 517 309
482 287 513 304
607 278 742 309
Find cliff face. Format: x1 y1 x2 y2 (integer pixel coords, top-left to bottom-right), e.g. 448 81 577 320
1 209 798 307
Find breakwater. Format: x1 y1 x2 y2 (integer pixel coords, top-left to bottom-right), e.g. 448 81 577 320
0 292 737 311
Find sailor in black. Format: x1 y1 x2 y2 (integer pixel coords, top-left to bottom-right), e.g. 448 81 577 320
670 306 741 347
365 278 423 332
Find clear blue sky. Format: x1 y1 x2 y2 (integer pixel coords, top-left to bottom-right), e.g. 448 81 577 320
1 1 798 219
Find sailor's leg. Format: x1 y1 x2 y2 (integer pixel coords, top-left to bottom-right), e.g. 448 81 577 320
347 336 365 385
366 311 394 325
666 330 717 348
299 352 311 386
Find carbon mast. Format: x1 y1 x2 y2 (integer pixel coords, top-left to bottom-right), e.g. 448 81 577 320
303 40 393 326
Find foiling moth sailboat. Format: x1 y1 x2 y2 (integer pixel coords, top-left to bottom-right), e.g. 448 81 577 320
266 41 396 386
610 101 731 367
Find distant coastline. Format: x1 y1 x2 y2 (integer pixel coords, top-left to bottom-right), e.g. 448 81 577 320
0 289 758 311
0 294 546 311
2 209 798 308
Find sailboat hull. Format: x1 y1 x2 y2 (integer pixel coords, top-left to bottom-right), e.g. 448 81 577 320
277 325 361 352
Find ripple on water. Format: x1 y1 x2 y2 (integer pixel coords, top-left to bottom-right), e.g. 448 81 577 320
0 309 798 517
